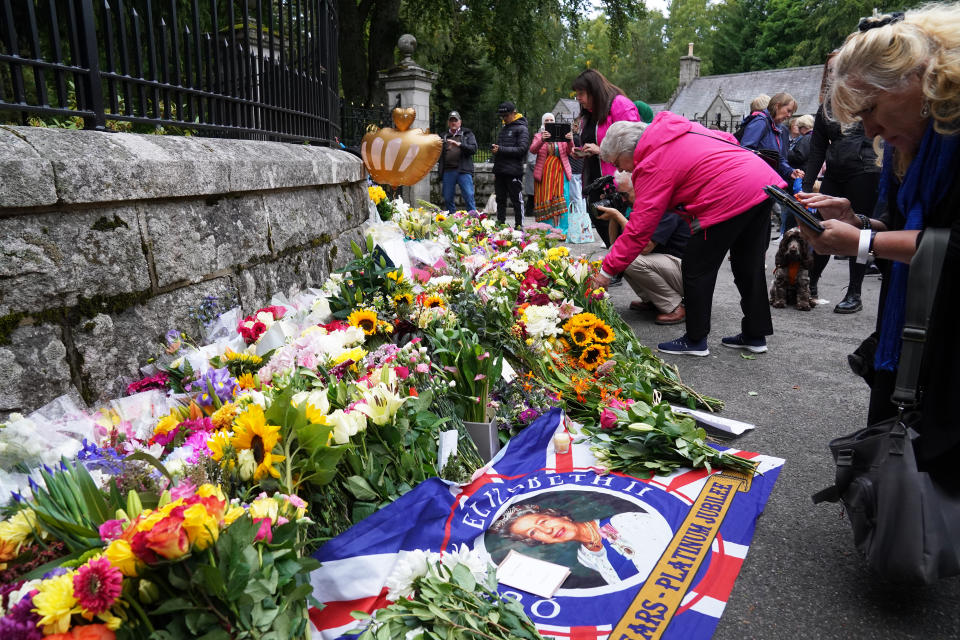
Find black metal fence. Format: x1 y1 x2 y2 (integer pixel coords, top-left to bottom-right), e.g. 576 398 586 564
0 0 339 144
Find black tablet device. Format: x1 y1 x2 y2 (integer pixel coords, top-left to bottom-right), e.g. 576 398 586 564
545 122 571 139
763 185 824 233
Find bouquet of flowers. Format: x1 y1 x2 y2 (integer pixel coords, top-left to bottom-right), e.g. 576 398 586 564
352 545 542 640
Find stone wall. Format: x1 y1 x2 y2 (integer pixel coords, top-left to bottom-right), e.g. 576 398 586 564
429 162 496 211
0 126 368 418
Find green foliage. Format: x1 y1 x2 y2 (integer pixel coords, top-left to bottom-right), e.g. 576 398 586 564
587 401 756 477
353 557 543 640
26 458 130 553
141 514 317 639
426 327 503 423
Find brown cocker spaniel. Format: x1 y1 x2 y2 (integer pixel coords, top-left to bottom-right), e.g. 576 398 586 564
770 228 815 311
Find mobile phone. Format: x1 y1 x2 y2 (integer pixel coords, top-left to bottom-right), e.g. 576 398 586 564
763 185 824 233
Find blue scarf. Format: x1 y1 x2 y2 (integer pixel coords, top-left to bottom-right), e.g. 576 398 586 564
875 123 960 371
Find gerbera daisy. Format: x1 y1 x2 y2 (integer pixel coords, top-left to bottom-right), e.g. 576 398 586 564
578 344 611 371
423 295 445 309
207 430 232 461
347 309 378 335
73 556 123 615
236 372 258 390
231 406 285 480
590 321 615 344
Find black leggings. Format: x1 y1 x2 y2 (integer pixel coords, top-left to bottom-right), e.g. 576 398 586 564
810 172 880 294
681 199 774 341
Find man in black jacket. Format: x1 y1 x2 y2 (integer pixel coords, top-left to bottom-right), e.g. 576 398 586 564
492 101 530 228
438 111 478 213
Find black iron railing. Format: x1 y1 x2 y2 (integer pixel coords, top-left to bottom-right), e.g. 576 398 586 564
0 0 339 145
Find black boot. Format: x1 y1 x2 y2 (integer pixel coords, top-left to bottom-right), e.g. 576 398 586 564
834 292 862 314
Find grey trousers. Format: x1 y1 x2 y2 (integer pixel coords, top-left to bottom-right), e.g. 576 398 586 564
623 252 683 314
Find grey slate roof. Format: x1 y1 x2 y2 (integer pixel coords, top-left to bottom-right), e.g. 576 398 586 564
550 98 581 121
667 64 825 119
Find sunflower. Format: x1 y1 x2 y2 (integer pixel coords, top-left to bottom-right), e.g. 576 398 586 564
578 344 611 371
348 309 378 335
221 349 263 374
570 326 592 347
590 321 615 344
435 213 447 222
393 292 414 306
423 295 445 309
231 405 285 480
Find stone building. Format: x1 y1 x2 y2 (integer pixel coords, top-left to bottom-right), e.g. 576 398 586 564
663 44 825 130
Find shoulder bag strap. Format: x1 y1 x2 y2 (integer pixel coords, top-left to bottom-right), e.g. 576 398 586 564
891 228 951 407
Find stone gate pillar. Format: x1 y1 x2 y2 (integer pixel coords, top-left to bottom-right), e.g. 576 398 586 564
379 34 438 205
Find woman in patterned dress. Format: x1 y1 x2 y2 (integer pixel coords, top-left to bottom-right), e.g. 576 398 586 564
530 113 573 228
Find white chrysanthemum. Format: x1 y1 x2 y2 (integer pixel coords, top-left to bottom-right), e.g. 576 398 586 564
522 304 562 339
385 549 440 601
428 275 454 288
504 259 529 274
438 544 490 584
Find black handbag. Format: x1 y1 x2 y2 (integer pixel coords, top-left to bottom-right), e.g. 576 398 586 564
812 228 960 584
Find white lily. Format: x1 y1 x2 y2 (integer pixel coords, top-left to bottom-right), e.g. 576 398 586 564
357 383 408 426
328 409 367 444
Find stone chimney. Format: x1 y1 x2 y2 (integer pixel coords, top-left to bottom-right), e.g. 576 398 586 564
678 42 701 88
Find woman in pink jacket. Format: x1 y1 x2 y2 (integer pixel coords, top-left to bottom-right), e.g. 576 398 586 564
588 114 786 357
530 112 573 228
571 69 640 247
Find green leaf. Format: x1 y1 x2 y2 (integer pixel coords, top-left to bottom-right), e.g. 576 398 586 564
740 354 756 360
343 475 379 501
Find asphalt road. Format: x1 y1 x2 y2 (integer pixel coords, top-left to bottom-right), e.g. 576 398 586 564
570 233 960 640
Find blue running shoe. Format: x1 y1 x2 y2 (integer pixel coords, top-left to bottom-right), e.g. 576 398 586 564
657 335 709 357
721 333 767 353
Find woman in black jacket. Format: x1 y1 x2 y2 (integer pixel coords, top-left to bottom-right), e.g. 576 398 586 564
802 99 880 312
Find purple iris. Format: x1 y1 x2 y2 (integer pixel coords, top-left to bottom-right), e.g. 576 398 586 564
76 439 124 475
186 367 237 406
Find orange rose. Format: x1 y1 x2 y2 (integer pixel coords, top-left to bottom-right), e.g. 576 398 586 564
133 512 189 561
73 624 116 640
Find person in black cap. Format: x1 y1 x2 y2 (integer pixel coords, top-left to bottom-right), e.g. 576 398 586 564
438 110 478 213
491 101 530 228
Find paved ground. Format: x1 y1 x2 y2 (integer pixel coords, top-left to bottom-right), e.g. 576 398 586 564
569 231 960 639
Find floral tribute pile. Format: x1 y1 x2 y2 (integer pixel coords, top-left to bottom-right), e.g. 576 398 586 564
0 194 750 640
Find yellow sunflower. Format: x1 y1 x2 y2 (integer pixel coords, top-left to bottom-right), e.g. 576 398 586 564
393 292 414 306
231 405 285 481
348 309 378 335
570 326 592 347
590 321 615 344
423 295 445 309
578 344 611 371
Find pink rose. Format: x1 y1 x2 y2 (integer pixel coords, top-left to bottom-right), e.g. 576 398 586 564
254 517 273 543
395 366 409 379
99 519 126 543
600 409 619 430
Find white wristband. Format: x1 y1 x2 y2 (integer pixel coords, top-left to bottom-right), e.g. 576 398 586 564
600 269 615 280
856 229 871 264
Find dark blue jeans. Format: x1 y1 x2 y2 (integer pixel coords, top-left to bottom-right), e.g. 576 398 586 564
441 171 476 213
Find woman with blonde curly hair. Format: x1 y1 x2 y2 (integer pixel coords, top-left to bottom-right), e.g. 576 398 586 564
797 4 960 486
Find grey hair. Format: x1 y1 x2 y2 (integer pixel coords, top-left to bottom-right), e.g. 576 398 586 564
489 503 574 546
599 121 648 163
795 114 815 130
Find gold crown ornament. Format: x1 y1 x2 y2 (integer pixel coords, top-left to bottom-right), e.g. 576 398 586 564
360 107 442 186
